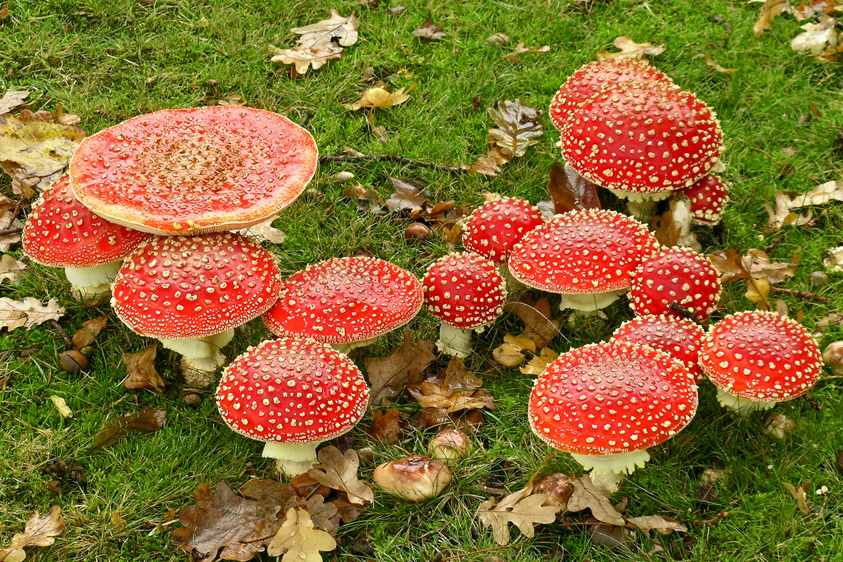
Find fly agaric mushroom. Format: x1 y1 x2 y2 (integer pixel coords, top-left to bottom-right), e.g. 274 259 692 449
22 175 151 298
611 314 706 381
629 246 721 321
262 256 423 353
69 106 317 235
529 341 698 491
549 59 676 131
698 311 822 413
560 83 724 202
421 253 506 358
216 337 369 477
673 174 730 226
111 232 282 380
373 455 452 502
462 197 544 267
508 209 659 311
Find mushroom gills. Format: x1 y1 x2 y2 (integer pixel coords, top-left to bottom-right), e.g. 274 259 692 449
558 289 627 312
437 323 472 358
159 329 235 372
64 261 122 298
331 336 378 354
262 441 319 478
607 187 674 203
570 449 651 475
715 387 777 414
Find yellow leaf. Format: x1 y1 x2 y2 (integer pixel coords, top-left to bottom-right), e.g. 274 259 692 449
0 506 65 562
520 348 559 376
596 36 665 60
492 342 525 368
753 0 793 37
49 396 73 419
343 83 414 111
267 508 337 561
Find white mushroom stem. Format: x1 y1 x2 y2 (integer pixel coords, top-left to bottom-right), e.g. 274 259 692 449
669 195 702 251
159 329 234 372
263 441 319 478
332 337 378 354
437 323 472 358
558 289 627 312
64 261 122 298
570 449 651 475
715 387 777 414
625 199 659 221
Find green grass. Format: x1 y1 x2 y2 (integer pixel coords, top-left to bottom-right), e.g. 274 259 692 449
2 0 843 560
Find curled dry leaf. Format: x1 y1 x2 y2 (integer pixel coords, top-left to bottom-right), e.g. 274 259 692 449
0 506 65 562
367 409 402 444
0 90 29 115
462 99 543 176
343 82 414 111
122 344 164 394
384 176 431 214
766 179 843 232
90 408 166 452
520 347 559 376
824 245 843 272
412 17 445 40
753 0 793 37
308 446 374 505
408 357 496 413
704 53 737 73
782 481 812 515
267 507 336 561
344 183 385 214
546 163 601 215
596 36 665 60
270 10 360 74
793 0 838 22
492 333 536 368
505 297 561 349
791 15 838 55
566 475 625 526
501 43 551 63
365 330 435 405
0 297 65 332
0 254 26 284
476 485 560 545
627 515 688 536
71 315 108 349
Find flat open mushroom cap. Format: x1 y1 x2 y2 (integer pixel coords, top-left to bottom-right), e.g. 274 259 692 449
529 341 698 456
699 311 822 402
508 209 659 294
112 232 282 339
462 197 544 265
549 59 675 131
22 175 151 267
612 314 706 381
216 338 369 445
69 106 318 235
263 256 422 344
560 83 724 196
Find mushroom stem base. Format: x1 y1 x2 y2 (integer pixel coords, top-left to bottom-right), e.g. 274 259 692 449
559 290 627 312
332 337 378 354
65 261 122 298
262 442 319 478
570 449 650 476
160 330 234 372
589 471 625 495
715 387 777 414
625 199 658 221
437 324 472 358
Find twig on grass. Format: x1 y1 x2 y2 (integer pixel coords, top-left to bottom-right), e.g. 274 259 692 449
769 287 831 303
693 512 729 526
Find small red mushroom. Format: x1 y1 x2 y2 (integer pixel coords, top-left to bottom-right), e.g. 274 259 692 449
673 174 730 226
69 106 318 235
22 175 151 298
508 209 659 311
698 311 822 413
216 338 369 477
263 256 422 352
611 314 706 381
462 197 545 266
629 246 721 321
421 253 506 357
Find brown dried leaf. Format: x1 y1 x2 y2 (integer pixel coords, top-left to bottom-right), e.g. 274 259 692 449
652 208 682 247
505 297 560 349
290 10 359 50
501 42 550 63
304 495 338 534
412 17 445 40
270 45 344 74
492 341 527 368
753 0 793 36
0 506 65 562
704 53 737 73
71 315 108 349
596 36 665 60
367 409 402 444
566 475 625 526
171 482 281 562
520 347 559 376
330 495 364 525
308 446 373 505
0 254 26 285
0 297 64 332
343 82 413 110
122 344 164 394
343 183 385 214
744 274 772 310
742 249 799 284
793 0 837 22
476 486 559 545
627 515 688 536
708 248 747 283
486 99 543 158
767 180 843 231
547 163 601 214
384 176 431 214
90 408 166 452
365 330 436 405
0 90 29 115
266 507 336 561
240 479 297 505
409 357 494 412
792 15 838 55
782 481 812 515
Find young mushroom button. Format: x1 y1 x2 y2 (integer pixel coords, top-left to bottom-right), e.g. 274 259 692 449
462 197 545 266
216 338 370 478
263 256 423 353
673 174 730 226
22 175 151 298
421 253 506 358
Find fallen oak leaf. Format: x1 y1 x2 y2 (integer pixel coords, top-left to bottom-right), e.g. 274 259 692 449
0 90 29 116
782 481 812 515
0 297 64 332
766 179 843 232
365 330 436 405
792 15 838 55
753 0 794 37
343 83 414 111
385 176 431 214
505 297 560 349
566 475 625 526
520 347 559 376
367 409 402 444
290 10 359 50
412 17 445 40
271 45 343 74
308 446 373 505
0 254 26 284
501 42 550 63
90 408 166 452
627 515 688 536
793 0 838 22
0 506 65 562
266 507 337 561
122 344 164 394
492 340 529 368
71 315 108 349
476 485 559 545
462 99 543 176
596 36 665 60
742 249 799 284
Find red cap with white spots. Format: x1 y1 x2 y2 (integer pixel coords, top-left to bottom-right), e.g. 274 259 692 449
216 338 369 445
675 174 730 225
69 106 318 235
22 175 151 267
421 253 505 329
508 209 659 295
629 247 721 321
611 314 706 381
462 197 544 266
560 83 724 198
529 341 698 456
263 256 422 345
699 311 822 403
549 59 675 131
112 232 282 338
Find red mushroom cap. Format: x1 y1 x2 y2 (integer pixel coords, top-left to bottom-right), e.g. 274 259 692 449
560 83 724 196
698 311 822 402
69 106 318 235
675 174 730 225
112 232 282 338
529 341 698 456
263 256 422 344
549 59 675 131
611 314 706 381
462 197 544 265
629 247 721 321
22 175 151 267
508 209 659 294
421 253 505 329
216 338 369 445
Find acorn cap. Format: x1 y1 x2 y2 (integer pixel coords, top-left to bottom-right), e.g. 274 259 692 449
462 197 544 265
69 106 318 235
421 253 506 330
